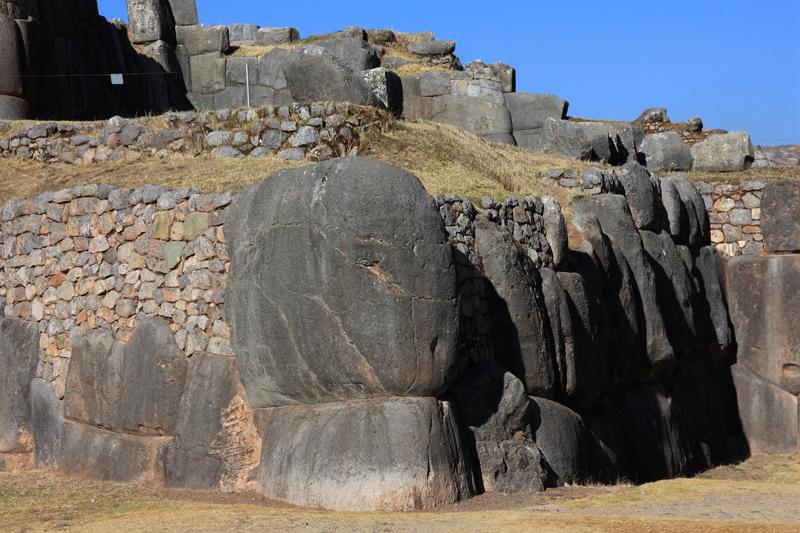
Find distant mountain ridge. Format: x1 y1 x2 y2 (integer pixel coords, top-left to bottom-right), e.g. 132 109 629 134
757 144 800 167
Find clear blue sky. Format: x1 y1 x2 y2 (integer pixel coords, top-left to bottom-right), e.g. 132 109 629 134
99 0 800 146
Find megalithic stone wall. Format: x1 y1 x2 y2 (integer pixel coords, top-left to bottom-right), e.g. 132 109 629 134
0 157 756 511
727 180 800 454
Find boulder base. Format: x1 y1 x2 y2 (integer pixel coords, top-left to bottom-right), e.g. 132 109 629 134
255 398 475 511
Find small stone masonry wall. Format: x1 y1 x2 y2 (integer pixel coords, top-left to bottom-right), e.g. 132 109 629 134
696 180 765 257
1 184 233 399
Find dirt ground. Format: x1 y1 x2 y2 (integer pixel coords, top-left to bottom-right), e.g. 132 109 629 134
1 453 799 532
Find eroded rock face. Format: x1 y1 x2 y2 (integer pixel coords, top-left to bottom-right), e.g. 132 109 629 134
0 318 39 453
529 396 587 486
504 93 568 149
691 132 754 172
225 158 460 408
256 398 475 511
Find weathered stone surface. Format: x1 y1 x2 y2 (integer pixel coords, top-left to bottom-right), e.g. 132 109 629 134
60 420 170 482
64 318 188 435
726 255 800 395
361 67 403 116
282 46 381 107
166 353 260 491
637 107 670 124
693 246 732 351
126 0 173 44
311 37 380 73
256 27 299 46
29 378 64 468
190 52 226 94
542 196 567 268
575 121 639 165
447 364 547 494
504 94 568 150
660 177 689 243
0 318 39 453
227 23 258 44
430 94 515 145
177 24 230 56
761 180 800 253
256 398 475 511
0 12 24 97
0 95 29 120
408 40 455 56
466 60 516 93
536 118 593 160
732 364 798 454
691 132 754 172
167 0 198 25
640 132 693 171
529 397 587 486
474 220 559 398
640 230 696 349
669 175 710 247
225 158 459 408
571 194 674 378
615 162 661 231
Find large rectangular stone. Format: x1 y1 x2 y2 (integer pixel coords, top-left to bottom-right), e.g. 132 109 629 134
176 24 230 56
190 52 226 94
726 255 800 395
167 0 198 26
762 180 800 253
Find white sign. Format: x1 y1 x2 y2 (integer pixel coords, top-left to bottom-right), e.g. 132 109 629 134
110 74 124 85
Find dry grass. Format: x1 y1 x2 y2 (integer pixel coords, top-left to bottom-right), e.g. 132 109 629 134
677 166 800 184
0 120 600 210
228 43 301 57
2 454 800 532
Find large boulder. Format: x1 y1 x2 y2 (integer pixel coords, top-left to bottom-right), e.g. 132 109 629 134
64 318 188 435
732 364 799 454
659 177 690 244
282 46 382 107
176 24 230 56
528 397 587 486
447 365 547 493
166 353 260 491
640 132 693 171
29 378 64 468
408 40 456 56
225 158 460 408
536 118 593 160
0 95 30 120
691 132 754 172
726 255 800 395
361 67 403 116
668 175 710 247
761 180 800 253
430 94 515 145
0 318 39 453
571 195 674 379
256 398 475 510
0 12 24 99
504 93 568 149
693 246 732 352
474 220 559 398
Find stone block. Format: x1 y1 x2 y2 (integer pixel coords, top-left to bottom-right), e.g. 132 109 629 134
256 398 475 511
732 364 798 454
256 27 300 46
504 93 568 150
726 254 800 395
691 132 754 172
177 24 230 55
761 180 800 253
430 94 514 145
0 12 24 97
640 132 693 171
190 52 226 94
228 23 258 44
167 0 198 25
126 0 173 44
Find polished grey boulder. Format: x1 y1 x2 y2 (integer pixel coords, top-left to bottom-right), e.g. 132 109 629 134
225 157 460 408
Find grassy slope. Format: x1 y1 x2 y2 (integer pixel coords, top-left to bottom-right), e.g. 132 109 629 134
1 454 799 532
0 121 599 209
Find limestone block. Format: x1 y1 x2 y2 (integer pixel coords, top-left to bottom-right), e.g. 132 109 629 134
761 180 800 253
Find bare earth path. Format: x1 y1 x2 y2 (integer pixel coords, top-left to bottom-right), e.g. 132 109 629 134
1 454 799 532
